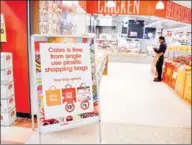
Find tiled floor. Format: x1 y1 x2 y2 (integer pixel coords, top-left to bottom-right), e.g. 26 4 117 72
1 123 191 144
100 62 191 128
1 126 34 144
1 62 191 144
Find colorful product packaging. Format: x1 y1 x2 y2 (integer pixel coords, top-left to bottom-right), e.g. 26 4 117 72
1 68 13 85
1 96 16 113
0 53 12 70
1 108 16 126
175 71 186 98
184 71 191 102
1 82 14 99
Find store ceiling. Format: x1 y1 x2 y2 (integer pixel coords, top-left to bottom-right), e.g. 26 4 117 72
172 1 191 9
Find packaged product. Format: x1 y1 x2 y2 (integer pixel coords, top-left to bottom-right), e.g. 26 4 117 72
1 68 13 84
1 96 15 113
0 53 12 70
1 82 14 99
1 108 17 126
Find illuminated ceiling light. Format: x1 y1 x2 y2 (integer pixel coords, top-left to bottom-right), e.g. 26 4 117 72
106 1 116 8
156 0 165 10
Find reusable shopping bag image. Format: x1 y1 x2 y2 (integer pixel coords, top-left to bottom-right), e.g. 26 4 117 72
62 84 76 104
46 86 61 106
76 83 91 102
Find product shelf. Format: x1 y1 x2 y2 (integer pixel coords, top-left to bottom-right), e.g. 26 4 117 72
163 55 191 105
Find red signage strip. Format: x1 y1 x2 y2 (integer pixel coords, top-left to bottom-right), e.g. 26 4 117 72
78 1 87 12
83 0 191 24
166 1 191 24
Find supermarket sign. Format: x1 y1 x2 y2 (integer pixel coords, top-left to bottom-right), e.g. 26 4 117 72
0 14 7 42
78 1 87 12
31 35 99 133
166 1 191 24
97 1 140 15
85 0 191 24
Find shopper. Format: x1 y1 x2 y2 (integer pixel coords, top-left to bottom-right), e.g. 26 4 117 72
153 36 167 82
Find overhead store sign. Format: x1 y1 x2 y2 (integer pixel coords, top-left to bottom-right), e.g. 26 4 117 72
166 1 191 24
78 1 87 12
97 1 140 15
0 14 7 42
85 0 191 24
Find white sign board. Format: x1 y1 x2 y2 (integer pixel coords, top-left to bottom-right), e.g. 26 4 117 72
40 43 94 119
31 35 99 133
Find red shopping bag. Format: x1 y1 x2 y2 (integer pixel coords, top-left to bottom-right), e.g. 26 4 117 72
62 84 76 103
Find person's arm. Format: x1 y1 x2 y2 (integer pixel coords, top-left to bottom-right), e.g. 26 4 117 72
154 44 166 53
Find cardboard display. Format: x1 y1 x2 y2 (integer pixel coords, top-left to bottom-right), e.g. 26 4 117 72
1 68 13 85
1 82 14 99
1 108 16 126
1 96 15 113
1 53 13 70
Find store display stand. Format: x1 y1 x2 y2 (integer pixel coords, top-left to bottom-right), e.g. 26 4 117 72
32 89 103 144
32 95 103 144
30 35 103 144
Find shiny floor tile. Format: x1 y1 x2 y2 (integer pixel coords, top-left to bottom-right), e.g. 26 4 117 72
100 62 191 128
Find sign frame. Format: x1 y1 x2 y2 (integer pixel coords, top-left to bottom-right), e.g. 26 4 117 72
30 34 102 143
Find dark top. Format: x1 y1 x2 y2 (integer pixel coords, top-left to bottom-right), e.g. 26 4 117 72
154 42 167 54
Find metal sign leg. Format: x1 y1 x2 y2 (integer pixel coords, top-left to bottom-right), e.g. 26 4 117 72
98 120 102 144
38 132 42 144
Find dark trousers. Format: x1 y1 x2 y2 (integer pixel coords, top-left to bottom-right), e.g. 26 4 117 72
156 55 164 80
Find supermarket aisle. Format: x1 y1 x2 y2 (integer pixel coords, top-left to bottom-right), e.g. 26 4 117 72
99 62 191 128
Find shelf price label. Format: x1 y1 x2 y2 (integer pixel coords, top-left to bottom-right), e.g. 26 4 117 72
1 14 7 42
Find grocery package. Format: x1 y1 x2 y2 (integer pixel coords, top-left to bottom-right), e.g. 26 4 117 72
1 53 12 69
167 45 191 58
163 54 191 104
1 108 16 126
1 52 16 126
1 82 14 99
184 71 191 102
175 70 186 98
1 96 15 113
163 62 176 88
1 68 13 85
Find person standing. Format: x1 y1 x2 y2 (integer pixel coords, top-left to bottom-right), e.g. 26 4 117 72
153 36 167 82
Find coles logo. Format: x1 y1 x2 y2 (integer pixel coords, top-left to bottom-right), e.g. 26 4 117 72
6 55 11 60
8 84 12 89
7 70 11 75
